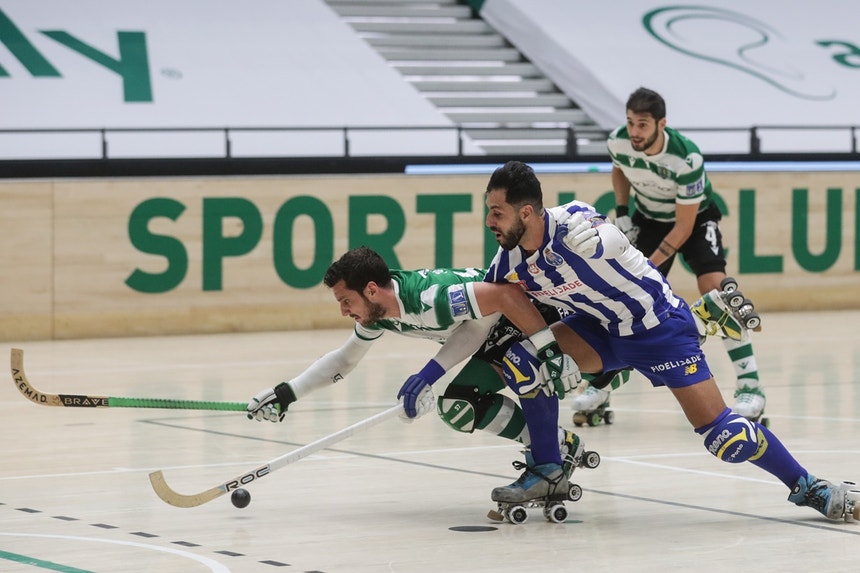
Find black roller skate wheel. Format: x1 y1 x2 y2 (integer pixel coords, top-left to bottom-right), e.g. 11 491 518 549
508 505 528 525
604 410 615 425
568 483 583 502
547 504 568 523
743 313 761 330
720 277 738 293
584 451 601 469
727 292 745 308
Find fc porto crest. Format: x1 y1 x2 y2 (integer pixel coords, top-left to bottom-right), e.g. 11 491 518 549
543 247 564 266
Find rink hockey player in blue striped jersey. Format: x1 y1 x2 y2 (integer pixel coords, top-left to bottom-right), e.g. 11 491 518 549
477 160 855 520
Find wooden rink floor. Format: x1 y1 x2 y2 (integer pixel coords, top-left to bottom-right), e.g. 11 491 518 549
1 310 859 573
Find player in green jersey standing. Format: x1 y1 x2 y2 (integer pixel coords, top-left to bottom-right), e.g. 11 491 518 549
572 86 766 424
246 246 594 487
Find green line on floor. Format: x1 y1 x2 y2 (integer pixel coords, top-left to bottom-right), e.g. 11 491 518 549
0 549 94 573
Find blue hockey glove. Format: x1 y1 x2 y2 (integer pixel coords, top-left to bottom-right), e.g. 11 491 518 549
397 360 445 419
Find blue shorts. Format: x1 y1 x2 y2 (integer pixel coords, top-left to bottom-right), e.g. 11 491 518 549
560 299 712 389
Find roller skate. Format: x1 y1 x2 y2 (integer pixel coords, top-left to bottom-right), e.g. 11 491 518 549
487 461 581 525
733 384 769 427
571 383 613 427
788 474 860 522
561 429 601 476
691 277 761 341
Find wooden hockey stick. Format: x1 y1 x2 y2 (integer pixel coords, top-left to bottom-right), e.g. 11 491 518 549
10 348 247 412
149 403 403 508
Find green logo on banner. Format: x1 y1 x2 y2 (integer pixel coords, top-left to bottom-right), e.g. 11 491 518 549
0 7 153 102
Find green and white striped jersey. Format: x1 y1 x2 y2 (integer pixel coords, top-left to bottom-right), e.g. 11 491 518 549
354 268 486 343
607 125 714 222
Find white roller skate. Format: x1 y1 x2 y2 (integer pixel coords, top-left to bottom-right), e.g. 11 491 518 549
732 385 769 427
788 474 860 522
487 461 580 525
571 385 612 427
691 277 761 341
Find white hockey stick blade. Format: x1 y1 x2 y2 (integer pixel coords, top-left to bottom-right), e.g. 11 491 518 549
149 403 404 508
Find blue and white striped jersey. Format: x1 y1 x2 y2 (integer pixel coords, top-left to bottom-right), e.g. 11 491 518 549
484 201 680 337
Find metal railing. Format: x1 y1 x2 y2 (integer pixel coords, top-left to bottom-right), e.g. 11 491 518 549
0 124 858 161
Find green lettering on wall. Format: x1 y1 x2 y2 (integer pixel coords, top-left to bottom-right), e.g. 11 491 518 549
558 191 576 205
125 198 187 293
0 7 60 77
792 187 842 272
40 30 153 102
416 193 471 267
273 196 333 289
202 198 263 291
738 189 782 273
856 188 860 271
348 196 405 268
483 203 497 267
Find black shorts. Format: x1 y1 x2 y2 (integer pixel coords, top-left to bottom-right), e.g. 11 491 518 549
633 202 726 277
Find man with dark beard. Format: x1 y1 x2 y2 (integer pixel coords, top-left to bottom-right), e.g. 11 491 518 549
246 246 592 492
571 86 767 426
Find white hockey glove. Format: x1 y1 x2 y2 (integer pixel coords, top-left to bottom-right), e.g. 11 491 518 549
539 351 580 399
614 215 639 245
563 212 601 258
397 384 436 424
246 381 297 423
531 328 582 399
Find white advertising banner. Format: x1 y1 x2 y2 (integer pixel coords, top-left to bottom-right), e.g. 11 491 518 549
482 0 860 151
0 0 460 157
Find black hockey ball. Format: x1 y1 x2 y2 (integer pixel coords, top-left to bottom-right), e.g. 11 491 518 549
231 488 251 509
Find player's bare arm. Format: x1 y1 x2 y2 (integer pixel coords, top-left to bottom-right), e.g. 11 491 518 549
611 166 632 212
649 202 697 268
470 282 547 337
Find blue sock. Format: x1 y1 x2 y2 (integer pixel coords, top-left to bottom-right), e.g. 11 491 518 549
746 423 807 488
519 392 561 466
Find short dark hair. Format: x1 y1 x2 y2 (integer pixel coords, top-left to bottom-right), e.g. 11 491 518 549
485 160 543 212
323 246 392 292
626 87 666 121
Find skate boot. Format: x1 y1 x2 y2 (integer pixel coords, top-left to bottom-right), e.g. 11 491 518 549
732 385 769 427
571 384 613 427
788 474 860 521
560 429 601 476
488 461 579 525
691 277 761 341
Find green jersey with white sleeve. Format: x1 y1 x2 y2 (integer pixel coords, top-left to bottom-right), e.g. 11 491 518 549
607 125 714 222
354 268 486 343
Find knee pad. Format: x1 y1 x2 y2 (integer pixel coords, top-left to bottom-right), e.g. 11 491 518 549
436 384 501 433
699 409 760 463
501 340 542 397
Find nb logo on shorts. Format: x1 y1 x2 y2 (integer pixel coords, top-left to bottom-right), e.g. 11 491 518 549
685 364 698 375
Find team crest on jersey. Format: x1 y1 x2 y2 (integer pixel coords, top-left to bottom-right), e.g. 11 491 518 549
528 263 540 275
447 285 471 317
685 180 704 196
543 247 564 266
656 166 671 179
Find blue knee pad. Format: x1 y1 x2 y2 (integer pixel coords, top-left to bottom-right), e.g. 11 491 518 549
501 340 542 397
697 408 761 463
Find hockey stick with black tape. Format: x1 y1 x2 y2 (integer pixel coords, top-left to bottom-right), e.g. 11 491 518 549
149 403 403 507
11 348 247 412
